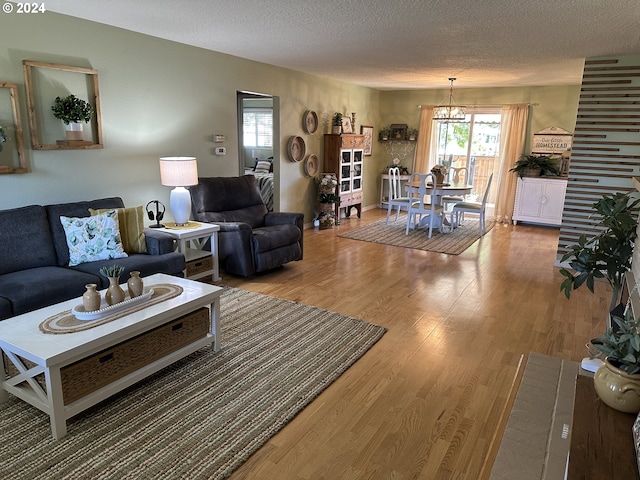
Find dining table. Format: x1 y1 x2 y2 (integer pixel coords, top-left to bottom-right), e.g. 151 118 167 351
405 173 473 232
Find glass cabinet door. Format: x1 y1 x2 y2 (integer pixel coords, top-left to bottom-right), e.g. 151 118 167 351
352 149 363 191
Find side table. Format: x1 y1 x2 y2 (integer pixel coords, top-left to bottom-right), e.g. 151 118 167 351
155 223 221 281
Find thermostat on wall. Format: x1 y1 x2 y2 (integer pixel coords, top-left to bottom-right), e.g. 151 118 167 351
215 147 226 156
213 134 225 143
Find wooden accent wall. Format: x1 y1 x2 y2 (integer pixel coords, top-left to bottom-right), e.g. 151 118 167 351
556 54 640 263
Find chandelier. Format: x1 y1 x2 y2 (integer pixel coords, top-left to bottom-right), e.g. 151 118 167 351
433 78 466 121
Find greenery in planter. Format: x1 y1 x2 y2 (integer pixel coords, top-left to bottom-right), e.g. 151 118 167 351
406 128 418 140
332 112 343 127
51 94 94 124
591 309 640 374
560 192 640 311
509 154 560 177
99 264 125 279
378 127 390 140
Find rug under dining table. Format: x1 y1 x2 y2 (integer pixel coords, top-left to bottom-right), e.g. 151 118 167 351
338 213 494 255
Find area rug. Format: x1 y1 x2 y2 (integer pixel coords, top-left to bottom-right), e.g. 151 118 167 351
0 288 386 480
338 213 495 255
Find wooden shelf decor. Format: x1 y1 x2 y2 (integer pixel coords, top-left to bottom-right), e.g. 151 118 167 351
23 60 103 150
0 82 27 173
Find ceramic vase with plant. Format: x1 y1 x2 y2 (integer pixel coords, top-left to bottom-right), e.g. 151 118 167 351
590 309 640 413
51 94 94 141
100 264 126 306
378 127 390 141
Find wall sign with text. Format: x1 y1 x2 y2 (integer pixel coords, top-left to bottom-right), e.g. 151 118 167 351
532 126 572 154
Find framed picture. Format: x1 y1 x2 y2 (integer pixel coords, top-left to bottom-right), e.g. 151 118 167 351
389 124 408 141
341 116 353 134
360 125 373 156
23 60 103 150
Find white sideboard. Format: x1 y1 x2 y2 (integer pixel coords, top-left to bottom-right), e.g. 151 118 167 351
512 176 567 226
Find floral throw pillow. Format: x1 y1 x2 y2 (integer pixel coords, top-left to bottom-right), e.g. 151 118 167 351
60 210 128 266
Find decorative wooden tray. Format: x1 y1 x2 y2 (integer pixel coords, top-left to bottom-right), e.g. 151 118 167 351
72 288 154 321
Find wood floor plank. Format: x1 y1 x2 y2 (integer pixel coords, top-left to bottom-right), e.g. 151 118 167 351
222 209 609 480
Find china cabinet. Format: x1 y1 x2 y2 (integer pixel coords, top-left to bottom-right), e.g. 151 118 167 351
512 176 567 226
324 134 364 218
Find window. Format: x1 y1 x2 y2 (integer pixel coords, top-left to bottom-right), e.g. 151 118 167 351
434 110 501 203
243 108 273 148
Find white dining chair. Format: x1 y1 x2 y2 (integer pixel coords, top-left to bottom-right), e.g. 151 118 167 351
386 167 414 223
450 173 493 236
405 173 444 238
442 166 469 213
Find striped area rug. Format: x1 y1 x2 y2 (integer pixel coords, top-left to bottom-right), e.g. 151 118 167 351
338 213 494 255
0 288 386 480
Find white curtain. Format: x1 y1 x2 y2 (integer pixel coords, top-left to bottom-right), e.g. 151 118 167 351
412 106 435 174
494 104 529 224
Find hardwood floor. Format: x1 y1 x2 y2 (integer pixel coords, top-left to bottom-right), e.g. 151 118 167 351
221 208 609 480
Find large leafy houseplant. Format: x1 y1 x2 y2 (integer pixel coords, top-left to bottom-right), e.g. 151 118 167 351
509 154 560 177
560 192 640 311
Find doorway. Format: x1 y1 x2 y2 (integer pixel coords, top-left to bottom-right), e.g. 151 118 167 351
236 91 280 211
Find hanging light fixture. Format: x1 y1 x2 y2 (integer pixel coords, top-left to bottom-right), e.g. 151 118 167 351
433 77 466 122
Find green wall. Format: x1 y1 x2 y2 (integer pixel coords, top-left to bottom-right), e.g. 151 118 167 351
0 11 580 223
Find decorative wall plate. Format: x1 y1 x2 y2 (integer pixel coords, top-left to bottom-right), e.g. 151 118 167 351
287 136 306 162
304 154 318 177
303 110 318 134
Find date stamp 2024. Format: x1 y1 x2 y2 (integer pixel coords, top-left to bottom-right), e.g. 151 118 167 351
3 2 46 14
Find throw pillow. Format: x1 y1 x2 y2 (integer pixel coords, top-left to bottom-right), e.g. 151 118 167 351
60 210 128 266
89 205 147 253
254 160 272 174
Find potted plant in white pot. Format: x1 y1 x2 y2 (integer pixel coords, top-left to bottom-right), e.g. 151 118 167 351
331 113 343 134
51 94 94 141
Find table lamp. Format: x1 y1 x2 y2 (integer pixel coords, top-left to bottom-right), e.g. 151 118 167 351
159 156 198 226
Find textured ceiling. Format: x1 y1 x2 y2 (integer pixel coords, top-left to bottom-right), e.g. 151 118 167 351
44 0 640 90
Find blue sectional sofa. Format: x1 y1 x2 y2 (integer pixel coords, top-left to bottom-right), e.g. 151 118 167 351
0 197 186 320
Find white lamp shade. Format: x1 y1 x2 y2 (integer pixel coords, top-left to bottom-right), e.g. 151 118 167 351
159 156 198 187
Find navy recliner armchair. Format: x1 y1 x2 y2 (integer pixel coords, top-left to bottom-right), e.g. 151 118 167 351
188 175 303 277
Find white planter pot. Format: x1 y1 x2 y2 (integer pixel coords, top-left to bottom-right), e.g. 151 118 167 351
65 122 84 141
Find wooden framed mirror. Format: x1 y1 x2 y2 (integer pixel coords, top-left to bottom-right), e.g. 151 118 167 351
23 60 103 150
0 82 27 174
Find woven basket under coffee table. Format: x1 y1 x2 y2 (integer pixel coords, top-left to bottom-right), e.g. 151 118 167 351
0 273 223 439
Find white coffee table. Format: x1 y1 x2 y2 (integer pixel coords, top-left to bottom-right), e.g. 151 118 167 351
0 273 223 439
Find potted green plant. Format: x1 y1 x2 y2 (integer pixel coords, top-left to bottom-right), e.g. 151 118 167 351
332 113 343 134
560 192 640 312
406 128 418 141
509 154 560 177
51 94 94 141
590 309 640 412
378 127 390 141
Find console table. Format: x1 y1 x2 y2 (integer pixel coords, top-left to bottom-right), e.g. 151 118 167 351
486 352 639 479
567 375 638 479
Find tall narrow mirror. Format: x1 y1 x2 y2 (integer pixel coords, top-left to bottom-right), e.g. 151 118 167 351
0 82 27 174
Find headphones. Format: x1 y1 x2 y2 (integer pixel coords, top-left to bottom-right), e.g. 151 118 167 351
145 200 166 228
